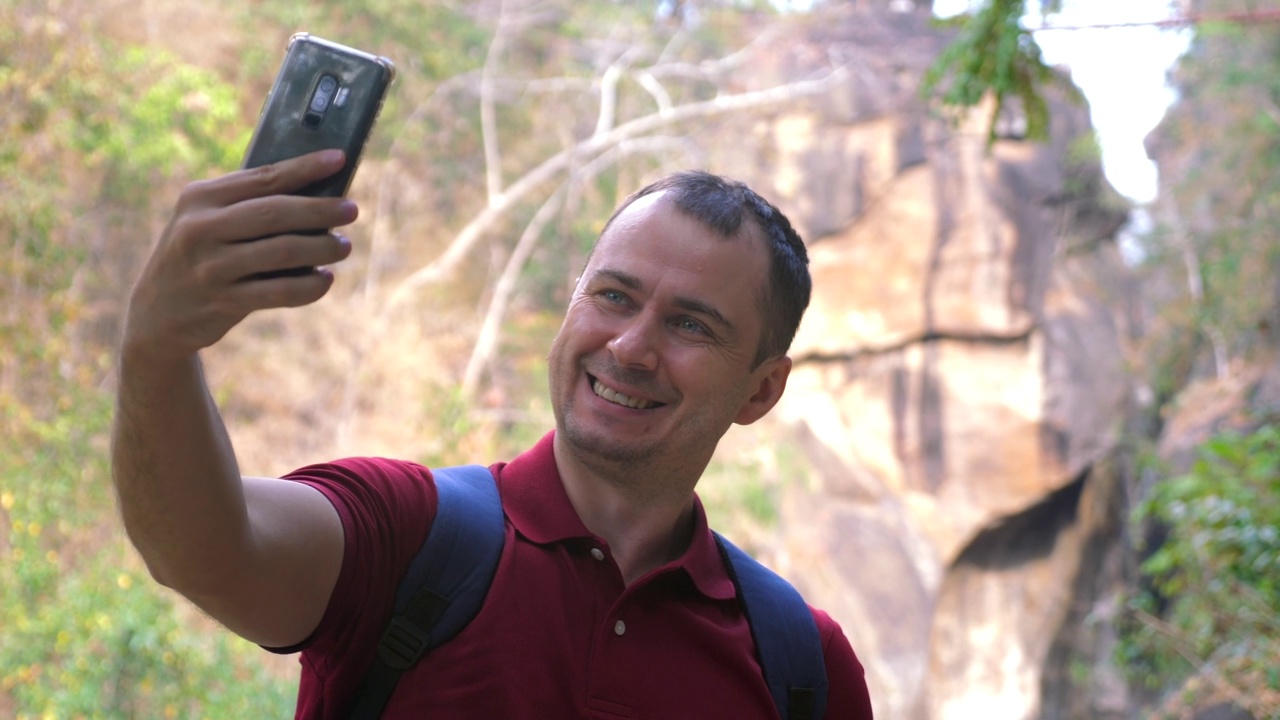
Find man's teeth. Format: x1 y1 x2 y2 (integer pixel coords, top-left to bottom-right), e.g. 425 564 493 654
592 380 655 409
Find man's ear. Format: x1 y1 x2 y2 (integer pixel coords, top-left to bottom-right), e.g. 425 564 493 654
734 356 792 426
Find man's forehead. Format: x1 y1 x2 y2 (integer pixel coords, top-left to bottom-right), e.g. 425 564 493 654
594 189 763 253
585 191 766 294
598 191 670 241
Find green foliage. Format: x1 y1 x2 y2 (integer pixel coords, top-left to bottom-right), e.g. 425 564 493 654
1 20 246 206
1142 11 1280 370
1118 15 1280 712
1 3 295 715
922 0 1079 145
0 258 294 716
0 418 295 718
1119 425 1280 714
78 48 250 197
700 438 799 533
313 0 489 83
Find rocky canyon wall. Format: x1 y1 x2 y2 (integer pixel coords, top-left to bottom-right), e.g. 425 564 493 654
702 5 1134 718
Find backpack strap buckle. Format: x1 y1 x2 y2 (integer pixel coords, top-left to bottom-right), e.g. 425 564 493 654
377 616 429 670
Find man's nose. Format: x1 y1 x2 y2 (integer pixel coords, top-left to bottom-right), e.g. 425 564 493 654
607 316 660 370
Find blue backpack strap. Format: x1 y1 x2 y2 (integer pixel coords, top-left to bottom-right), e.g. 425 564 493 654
713 532 828 720
347 464 505 720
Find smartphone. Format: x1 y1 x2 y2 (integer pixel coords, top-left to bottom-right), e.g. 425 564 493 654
243 32 395 194
241 33 395 276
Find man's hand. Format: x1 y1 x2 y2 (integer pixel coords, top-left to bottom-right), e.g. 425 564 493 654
123 149 357 361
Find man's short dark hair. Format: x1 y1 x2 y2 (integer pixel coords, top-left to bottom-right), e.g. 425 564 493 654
600 171 811 368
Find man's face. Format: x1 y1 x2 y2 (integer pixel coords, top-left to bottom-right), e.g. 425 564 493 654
547 192 791 478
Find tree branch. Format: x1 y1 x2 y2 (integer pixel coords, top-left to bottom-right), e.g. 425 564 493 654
635 70 673 115
382 65 847 315
481 0 512 203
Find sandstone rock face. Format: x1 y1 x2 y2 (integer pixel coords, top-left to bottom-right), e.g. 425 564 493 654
708 6 1133 718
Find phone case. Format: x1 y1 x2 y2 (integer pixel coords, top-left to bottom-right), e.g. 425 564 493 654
242 33 395 197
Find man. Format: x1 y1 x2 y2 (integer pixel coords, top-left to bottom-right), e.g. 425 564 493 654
112 149 873 718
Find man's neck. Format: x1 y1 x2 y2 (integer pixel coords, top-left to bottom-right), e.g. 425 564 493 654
552 436 700 585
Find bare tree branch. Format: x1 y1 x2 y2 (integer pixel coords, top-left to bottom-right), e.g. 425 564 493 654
647 25 784 82
461 185 566 398
382 64 848 315
635 70 673 115
481 0 512 203
594 52 631 137
514 76 596 95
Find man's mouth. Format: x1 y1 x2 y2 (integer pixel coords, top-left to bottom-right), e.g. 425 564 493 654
590 376 661 410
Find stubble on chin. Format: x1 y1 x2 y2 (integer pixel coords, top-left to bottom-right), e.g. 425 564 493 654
559 418 654 470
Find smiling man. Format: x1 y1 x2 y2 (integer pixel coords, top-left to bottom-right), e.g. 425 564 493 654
111 152 873 719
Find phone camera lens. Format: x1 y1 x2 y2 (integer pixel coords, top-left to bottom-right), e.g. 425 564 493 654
304 75 339 127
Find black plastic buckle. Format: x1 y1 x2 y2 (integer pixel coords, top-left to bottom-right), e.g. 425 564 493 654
377 618 428 670
788 687 816 720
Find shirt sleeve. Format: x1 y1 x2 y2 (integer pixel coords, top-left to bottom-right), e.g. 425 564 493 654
275 457 439 679
812 606 874 719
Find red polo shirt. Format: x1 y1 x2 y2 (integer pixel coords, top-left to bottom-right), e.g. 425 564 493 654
280 432 872 719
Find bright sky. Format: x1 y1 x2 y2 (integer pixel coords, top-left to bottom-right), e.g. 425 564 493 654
934 0 1193 204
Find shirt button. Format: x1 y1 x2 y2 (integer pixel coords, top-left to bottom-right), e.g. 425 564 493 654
614 620 626 636
590 548 605 561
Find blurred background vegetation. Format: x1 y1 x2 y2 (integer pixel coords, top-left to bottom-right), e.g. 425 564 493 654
1 0 1276 717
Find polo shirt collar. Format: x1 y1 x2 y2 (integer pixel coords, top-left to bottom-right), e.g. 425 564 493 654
497 432 737 602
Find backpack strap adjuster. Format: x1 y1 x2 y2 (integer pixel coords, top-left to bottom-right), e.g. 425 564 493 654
376 616 428 670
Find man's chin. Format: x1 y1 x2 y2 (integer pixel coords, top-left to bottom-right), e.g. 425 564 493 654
559 423 654 467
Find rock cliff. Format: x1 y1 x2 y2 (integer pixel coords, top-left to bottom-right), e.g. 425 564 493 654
703 5 1134 718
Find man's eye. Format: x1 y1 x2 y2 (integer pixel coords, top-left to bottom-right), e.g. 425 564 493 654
602 290 625 303
676 318 707 335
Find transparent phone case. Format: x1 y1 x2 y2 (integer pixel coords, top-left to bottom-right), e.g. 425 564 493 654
241 33 395 198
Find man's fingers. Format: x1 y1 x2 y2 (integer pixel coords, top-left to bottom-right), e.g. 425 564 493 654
183 149 347 210
208 232 354 284
222 233 352 311
192 194 359 245
166 150 358 249
228 267 338 311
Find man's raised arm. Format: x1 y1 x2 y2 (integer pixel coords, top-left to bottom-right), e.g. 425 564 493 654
111 150 354 648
